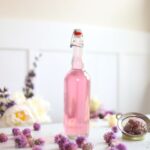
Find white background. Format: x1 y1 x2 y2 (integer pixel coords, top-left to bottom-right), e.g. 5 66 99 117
0 20 150 122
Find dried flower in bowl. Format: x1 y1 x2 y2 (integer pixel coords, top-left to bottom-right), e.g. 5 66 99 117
116 112 150 141
123 118 147 136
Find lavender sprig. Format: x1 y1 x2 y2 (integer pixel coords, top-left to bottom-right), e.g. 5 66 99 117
23 54 42 99
0 87 16 117
0 87 9 99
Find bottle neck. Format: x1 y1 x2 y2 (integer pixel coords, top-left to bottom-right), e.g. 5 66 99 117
72 46 84 69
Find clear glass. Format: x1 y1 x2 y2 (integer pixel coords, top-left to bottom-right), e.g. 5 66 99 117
64 35 90 137
64 69 90 137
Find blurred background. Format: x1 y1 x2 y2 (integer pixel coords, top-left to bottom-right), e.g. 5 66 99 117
0 0 150 122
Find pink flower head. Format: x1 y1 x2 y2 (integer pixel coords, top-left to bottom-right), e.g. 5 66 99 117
0 133 8 143
76 136 86 148
33 123 41 131
115 143 127 150
12 128 22 136
64 142 78 150
15 135 28 148
104 131 116 144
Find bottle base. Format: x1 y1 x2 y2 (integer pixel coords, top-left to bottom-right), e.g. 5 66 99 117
67 133 88 139
64 125 89 138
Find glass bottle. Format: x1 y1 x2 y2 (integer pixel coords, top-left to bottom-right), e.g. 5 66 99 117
64 29 90 137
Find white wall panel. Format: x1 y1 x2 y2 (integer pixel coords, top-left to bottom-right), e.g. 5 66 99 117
119 55 150 113
85 53 118 111
34 51 71 122
0 49 28 93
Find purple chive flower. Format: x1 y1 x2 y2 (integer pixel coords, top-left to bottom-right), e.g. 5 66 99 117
104 131 116 144
54 134 65 144
64 142 78 150
15 135 28 148
112 126 118 133
76 136 86 148
58 137 69 149
82 142 93 150
115 143 127 150
0 133 8 143
32 145 42 150
34 138 45 146
12 128 22 136
54 134 69 149
33 123 41 131
22 128 31 137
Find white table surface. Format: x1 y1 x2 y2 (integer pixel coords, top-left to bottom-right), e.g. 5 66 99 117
0 120 150 150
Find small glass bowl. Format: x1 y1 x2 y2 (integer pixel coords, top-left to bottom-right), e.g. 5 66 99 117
116 112 150 141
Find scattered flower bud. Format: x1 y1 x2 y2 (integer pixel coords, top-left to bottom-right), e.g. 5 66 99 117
33 123 41 131
64 142 78 150
12 128 21 136
15 135 28 148
22 128 31 137
112 126 118 133
76 136 86 148
58 136 69 149
0 133 8 143
104 131 116 144
115 143 127 150
54 134 65 144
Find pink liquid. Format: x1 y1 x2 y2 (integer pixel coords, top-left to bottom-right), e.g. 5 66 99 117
64 69 90 137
